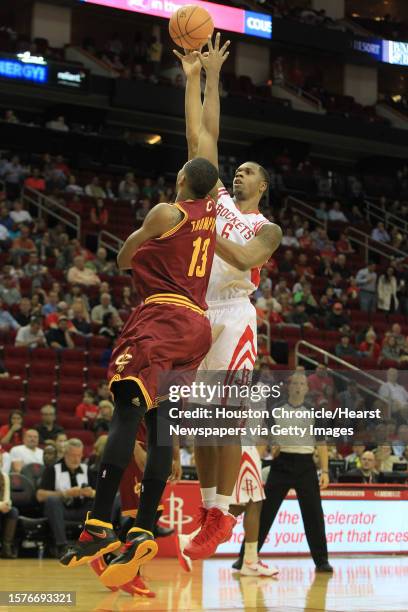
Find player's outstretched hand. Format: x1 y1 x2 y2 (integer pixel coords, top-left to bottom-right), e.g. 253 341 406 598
173 47 203 78
195 32 230 74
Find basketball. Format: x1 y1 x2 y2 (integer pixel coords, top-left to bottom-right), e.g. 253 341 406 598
169 5 214 50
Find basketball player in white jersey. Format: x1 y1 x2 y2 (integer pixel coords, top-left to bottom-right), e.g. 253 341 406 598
174 34 282 566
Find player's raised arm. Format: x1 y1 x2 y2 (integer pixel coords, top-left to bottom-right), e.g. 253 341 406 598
215 223 283 271
196 33 230 171
174 49 203 160
117 203 183 270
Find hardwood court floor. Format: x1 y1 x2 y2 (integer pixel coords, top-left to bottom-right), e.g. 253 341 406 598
0 556 407 611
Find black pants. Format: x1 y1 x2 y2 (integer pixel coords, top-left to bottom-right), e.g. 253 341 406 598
238 452 328 566
44 497 93 546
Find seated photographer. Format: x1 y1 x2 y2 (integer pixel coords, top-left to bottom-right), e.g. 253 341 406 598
344 450 379 483
36 438 96 557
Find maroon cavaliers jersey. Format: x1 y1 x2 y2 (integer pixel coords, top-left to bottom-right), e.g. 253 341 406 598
131 198 216 311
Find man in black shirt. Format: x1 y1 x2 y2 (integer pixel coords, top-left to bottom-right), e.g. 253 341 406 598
46 315 74 349
344 450 379 484
36 438 96 556
35 404 64 444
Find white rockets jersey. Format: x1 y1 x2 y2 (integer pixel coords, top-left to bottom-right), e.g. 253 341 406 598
206 185 271 302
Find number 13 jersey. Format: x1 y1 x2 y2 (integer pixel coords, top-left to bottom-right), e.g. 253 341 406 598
131 198 216 312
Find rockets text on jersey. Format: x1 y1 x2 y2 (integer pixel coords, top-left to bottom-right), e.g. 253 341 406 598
206 186 271 302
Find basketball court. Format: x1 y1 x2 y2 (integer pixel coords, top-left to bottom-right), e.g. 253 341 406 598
1 556 407 611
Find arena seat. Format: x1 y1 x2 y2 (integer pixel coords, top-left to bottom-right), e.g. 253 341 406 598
66 430 95 445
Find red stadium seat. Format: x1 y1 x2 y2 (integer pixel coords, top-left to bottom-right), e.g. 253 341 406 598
66 430 95 445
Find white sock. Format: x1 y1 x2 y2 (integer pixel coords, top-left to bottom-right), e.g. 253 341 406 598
215 493 231 514
201 487 216 509
244 541 258 564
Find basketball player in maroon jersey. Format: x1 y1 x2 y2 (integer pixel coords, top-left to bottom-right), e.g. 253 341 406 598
60 157 220 581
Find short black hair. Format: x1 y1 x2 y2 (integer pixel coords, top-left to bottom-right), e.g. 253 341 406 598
184 158 218 198
247 161 270 190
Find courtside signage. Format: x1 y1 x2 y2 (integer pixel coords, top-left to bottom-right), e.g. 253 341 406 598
80 0 273 39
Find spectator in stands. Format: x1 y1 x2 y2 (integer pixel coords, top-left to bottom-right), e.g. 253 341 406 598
42 291 59 317
10 225 36 264
345 451 379 483
332 254 350 280
90 198 109 228
391 323 407 350
64 175 83 196
281 227 299 248
15 316 46 348
308 364 334 404
0 452 19 558
392 424 408 457
90 247 112 276
85 177 106 199
147 36 163 83
380 334 401 363
35 404 64 444
99 312 121 345
46 315 75 349
359 330 381 362
46 115 69 132
9 200 32 225
371 222 390 243
328 201 348 222
379 368 408 424
135 197 151 222
335 335 357 358
23 252 47 289
65 284 90 311
44 301 73 330
356 263 377 312
91 293 121 325
24 168 45 192
315 201 328 222
120 285 135 311
88 435 108 475
2 156 26 199
96 381 111 403
0 206 13 232
36 438 96 557
255 287 282 315
0 297 20 331
92 400 114 436
118 172 139 202
344 441 366 470
286 301 313 328
43 443 58 467
325 302 350 331
0 411 25 446
70 300 91 336
377 267 399 313
336 232 354 254
5 109 18 124
10 429 43 472
279 249 295 274
55 432 67 461
375 442 401 472
67 256 101 287
75 389 99 427
0 220 10 250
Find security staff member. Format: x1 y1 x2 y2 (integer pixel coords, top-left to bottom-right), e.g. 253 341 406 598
233 371 333 572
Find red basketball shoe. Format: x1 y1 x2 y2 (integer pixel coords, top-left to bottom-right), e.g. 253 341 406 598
89 555 156 597
184 507 236 561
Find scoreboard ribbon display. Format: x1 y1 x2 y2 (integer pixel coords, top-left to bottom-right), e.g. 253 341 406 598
80 0 272 40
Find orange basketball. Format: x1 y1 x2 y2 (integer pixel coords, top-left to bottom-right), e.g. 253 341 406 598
169 5 214 50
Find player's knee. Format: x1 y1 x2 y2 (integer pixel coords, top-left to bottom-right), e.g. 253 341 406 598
112 380 147 422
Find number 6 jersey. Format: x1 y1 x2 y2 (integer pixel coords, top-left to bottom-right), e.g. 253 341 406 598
206 186 271 303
